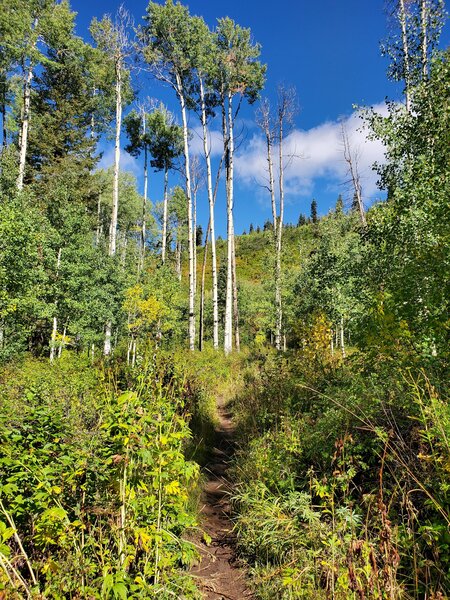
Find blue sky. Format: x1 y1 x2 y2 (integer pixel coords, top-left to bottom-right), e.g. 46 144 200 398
72 0 449 236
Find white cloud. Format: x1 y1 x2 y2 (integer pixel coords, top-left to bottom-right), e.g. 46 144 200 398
189 126 223 157
235 103 388 206
98 146 141 177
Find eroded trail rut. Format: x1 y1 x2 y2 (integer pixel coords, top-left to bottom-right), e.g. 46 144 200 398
190 398 253 600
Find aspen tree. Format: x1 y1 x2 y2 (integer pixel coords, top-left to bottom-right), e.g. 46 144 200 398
190 155 204 296
124 101 155 271
341 123 367 227
3 0 63 190
214 17 265 354
274 86 296 350
91 6 132 355
199 154 224 350
143 2 205 350
194 25 222 349
383 0 445 112
257 87 296 350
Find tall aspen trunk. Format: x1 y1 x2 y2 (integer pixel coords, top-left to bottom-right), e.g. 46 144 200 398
50 248 62 363
176 74 195 350
275 117 285 350
1 74 6 148
231 225 240 352
261 111 278 347
199 152 224 351
161 166 169 264
340 316 346 359
140 115 148 271
342 125 367 227
199 221 210 352
223 93 234 355
198 225 208 351
110 61 122 255
420 0 428 80
200 78 219 349
399 0 412 112
193 179 197 295
132 338 137 367
17 17 38 191
267 138 276 226
176 238 182 281
90 87 97 140
17 61 33 191
95 193 102 246
104 56 123 356
50 317 58 363
58 326 66 358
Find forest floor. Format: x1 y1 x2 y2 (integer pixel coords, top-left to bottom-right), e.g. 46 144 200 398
190 395 253 600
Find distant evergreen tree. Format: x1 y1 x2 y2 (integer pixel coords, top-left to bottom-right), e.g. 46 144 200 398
335 194 344 214
256 225 261 233
242 230 247 235
249 223 254 233
217 261 227 326
310 199 318 223
263 219 273 231
297 213 306 226
196 224 203 247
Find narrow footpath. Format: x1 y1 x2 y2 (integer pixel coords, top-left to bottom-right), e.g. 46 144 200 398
190 397 253 600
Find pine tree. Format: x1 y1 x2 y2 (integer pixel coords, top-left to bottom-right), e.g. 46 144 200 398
196 225 203 247
297 213 306 226
311 199 318 224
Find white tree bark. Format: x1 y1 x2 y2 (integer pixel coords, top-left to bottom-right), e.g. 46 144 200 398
17 17 38 191
50 248 62 363
176 73 195 350
58 326 66 358
231 223 240 352
223 93 234 355
342 124 367 227
200 78 219 349
398 0 412 112
199 153 224 351
176 238 182 281
109 61 122 257
141 112 148 270
193 174 197 296
95 193 102 246
104 56 123 356
161 166 169 264
17 62 33 191
275 114 285 350
340 316 346 359
420 0 428 80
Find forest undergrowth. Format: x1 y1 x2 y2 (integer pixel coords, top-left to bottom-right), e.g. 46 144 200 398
0 0 448 598
0 349 237 598
230 343 450 599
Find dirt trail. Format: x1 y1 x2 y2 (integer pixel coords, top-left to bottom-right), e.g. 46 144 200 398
190 397 253 600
